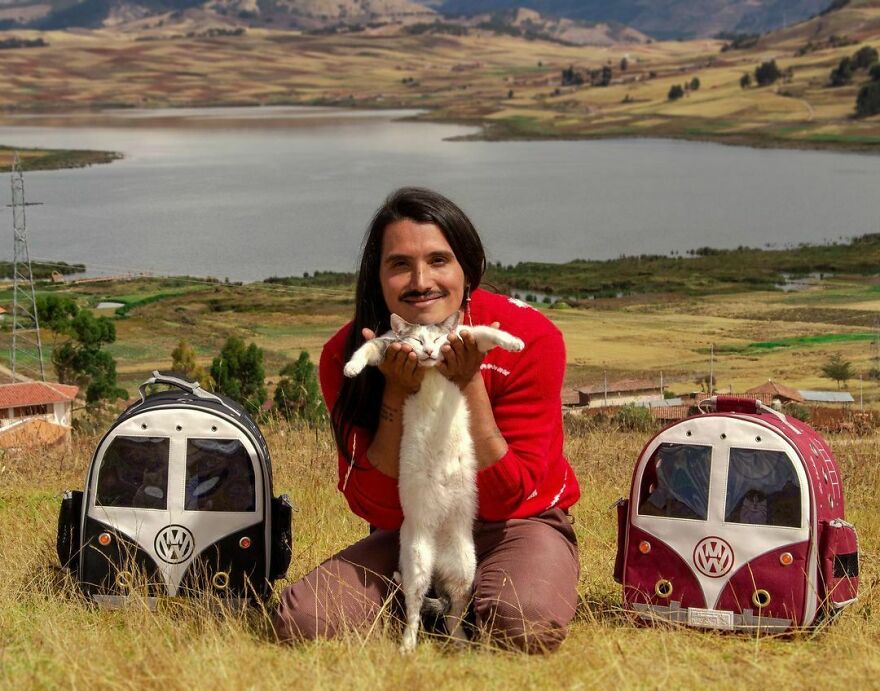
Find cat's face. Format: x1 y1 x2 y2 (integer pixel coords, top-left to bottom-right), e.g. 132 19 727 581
390 313 459 367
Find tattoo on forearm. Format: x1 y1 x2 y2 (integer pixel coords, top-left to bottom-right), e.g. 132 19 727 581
380 403 399 423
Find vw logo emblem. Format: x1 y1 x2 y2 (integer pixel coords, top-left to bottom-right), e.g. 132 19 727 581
693 536 734 578
154 525 195 564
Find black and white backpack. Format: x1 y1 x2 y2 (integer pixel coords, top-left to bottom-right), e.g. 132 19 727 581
57 372 293 606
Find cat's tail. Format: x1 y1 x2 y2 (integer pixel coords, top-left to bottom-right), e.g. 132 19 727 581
392 571 450 621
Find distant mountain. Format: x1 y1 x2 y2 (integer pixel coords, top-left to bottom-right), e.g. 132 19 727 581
448 7 650 44
0 0 846 37
0 0 435 31
438 0 835 39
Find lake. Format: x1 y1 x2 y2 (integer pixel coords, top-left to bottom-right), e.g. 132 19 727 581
2 106 879 282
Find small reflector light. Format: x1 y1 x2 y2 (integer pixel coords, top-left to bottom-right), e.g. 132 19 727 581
752 589 771 608
98 533 112 546
639 541 651 554
239 536 252 549
212 572 229 590
780 552 793 566
655 579 673 598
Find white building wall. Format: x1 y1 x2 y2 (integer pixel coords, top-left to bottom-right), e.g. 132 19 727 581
53 401 72 426
588 392 659 408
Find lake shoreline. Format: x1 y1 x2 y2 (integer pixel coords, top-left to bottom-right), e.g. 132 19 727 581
2 101 880 173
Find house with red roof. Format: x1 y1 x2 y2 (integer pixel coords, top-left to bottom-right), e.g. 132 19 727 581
0 381 79 448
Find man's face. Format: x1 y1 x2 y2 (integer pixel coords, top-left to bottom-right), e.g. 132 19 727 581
379 218 465 325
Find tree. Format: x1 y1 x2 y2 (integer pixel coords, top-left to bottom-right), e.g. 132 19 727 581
821 352 855 389
852 45 879 70
829 56 853 86
740 72 752 89
210 337 266 413
170 340 214 390
668 84 685 101
755 59 781 86
599 65 613 87
690 77 701 91
870 63 880 82
620 57 629 72
36 294 79 336
561 65 582 86
856 81 880 117
274 351 326 424
50 310 127 403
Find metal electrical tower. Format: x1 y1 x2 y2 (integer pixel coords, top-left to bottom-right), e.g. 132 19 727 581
9 153 45 382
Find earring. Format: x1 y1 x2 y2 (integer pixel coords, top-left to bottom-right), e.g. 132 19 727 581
464 284 473 326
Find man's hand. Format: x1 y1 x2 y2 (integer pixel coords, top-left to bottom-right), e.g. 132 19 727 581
437 321 500 390
363 327 424 396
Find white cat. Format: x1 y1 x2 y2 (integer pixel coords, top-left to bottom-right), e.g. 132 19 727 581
343 311 524 652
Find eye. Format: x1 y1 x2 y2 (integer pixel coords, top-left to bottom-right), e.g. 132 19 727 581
430 255 448 266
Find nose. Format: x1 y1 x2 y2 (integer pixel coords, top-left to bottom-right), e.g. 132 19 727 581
410 262 430 291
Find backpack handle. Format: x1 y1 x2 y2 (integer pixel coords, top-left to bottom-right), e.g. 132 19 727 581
700 395 801 435
138 370 228 408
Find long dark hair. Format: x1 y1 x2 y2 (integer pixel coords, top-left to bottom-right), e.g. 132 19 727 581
333 187 487 464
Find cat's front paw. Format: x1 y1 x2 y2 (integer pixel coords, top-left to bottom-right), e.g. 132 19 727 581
343 361 364 378
502 336 525 352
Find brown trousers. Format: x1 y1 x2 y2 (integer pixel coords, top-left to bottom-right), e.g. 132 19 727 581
273 508 579 653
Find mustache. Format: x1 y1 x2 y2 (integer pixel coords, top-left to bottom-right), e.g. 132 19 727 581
399 289 447 301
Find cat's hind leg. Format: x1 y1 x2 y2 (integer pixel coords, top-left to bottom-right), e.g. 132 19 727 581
435 533 477 645
398 523 434 654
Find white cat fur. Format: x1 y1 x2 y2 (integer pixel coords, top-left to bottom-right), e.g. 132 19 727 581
343 312 524 652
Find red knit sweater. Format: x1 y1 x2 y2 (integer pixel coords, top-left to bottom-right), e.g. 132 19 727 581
320 288 580 530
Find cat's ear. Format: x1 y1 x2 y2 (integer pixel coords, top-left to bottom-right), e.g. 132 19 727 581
441 311 461 332
390 313 408 335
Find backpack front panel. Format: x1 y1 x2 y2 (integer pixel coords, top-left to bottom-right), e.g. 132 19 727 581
81 406 266 598
624 414 813 629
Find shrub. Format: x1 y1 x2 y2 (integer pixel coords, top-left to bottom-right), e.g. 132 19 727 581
690 77 701 91
668 84 685 100
611 405 655 432
561 65 583 86
784 402 811 422
856 81 880 117
274 351 326 425
852 45 879 70
830 56 853 86
755 59 781 86
740 72 751 88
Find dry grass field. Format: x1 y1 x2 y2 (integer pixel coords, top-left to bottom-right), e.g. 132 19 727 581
1 2 880 152
0 275 878 687
1 420 877 689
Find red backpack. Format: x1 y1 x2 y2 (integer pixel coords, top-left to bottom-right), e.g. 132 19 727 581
614 396 859 631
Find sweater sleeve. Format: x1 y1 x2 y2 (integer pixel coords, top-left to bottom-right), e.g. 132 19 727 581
476 328 565 521
319 337 403 530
